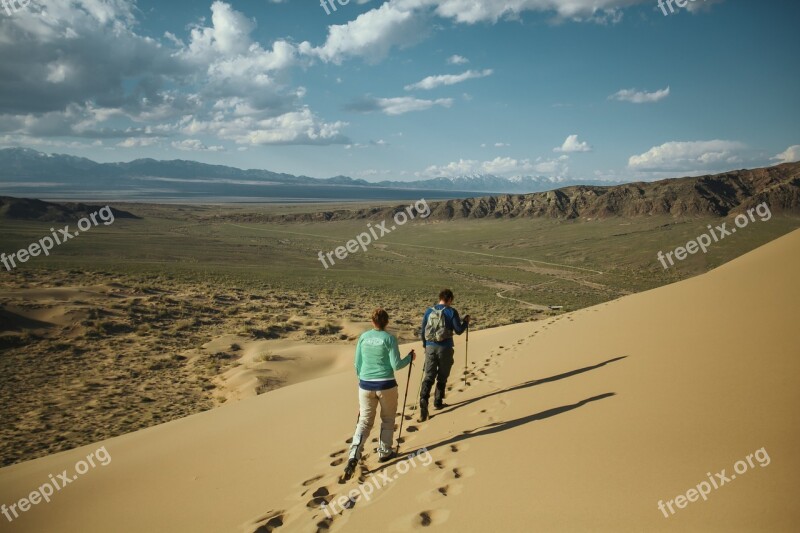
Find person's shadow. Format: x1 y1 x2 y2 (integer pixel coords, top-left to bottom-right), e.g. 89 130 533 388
423 392 616 454
375 392 617 475
374 356 626 473
439 355 626 416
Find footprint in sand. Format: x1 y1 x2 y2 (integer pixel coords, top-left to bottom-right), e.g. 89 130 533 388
315 517 333 530
307 486 333 508
302 475 323 487
433 458 455 470
329 449 345 458
330 458 344 467
410 509 450 528
407 425 419 433
451 466 475 479
433 483 463 498
252 510 285 532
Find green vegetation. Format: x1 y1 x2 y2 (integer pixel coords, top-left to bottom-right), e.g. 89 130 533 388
1 208 798 318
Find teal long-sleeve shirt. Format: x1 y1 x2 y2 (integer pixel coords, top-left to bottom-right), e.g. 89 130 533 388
354 329 412 381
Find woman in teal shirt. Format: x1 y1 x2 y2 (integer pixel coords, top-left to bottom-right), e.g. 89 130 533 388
344 308 415 479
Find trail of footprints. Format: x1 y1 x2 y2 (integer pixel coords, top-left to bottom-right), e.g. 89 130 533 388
250 338 526 532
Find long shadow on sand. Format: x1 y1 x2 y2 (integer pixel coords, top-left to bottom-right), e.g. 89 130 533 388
439 355 626 417
375 392 616 474
431 392 615 451
371 357 626 473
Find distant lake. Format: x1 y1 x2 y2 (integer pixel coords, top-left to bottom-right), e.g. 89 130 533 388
0 180 491 204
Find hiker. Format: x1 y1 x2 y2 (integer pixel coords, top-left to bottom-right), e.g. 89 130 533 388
418 289 471 422
344 308 416 479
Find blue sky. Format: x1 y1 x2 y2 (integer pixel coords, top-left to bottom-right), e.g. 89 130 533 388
0 0 798 183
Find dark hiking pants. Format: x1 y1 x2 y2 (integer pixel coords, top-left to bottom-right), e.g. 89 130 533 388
420 345 455 408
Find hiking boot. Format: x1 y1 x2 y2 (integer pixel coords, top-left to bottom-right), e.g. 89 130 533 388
342 458 358 481
433 402 449 410
378 450 397 463
418 404 429 422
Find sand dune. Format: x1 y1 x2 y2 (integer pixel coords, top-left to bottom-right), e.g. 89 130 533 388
0 231 798 532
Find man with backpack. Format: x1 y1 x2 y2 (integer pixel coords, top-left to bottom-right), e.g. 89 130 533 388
418 289 471 422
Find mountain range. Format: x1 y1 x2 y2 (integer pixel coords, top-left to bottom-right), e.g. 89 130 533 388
0 148 619 196
214 162 800 222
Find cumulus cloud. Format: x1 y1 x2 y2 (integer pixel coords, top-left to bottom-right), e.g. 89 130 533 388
404 69 493 91
306 0 682 68
554 134 592 153
0 0 183 119
419 154 568 178
609 86 670 103
772 145 800 164
628 140 747 172
179 107 348 146
303 2 428 64
0 1 349 149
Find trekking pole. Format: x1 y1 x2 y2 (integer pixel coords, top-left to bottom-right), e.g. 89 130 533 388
396 354 414 454
464 325 469 387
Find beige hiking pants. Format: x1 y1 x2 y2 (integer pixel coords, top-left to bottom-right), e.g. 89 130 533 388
348 386 398 461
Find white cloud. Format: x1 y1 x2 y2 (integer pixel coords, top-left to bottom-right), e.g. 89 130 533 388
117 137 160 148
347 96 453 115
404 69 493 91
554 134 592 153
171 139 225 152
772 145 800 164
609 86 670 104
180 107 348 146
307 0 679 68
419 155 568 177
447 54 469 64
178 2 300 106
417 0 644 24
628 140 747 172
304 2 427 64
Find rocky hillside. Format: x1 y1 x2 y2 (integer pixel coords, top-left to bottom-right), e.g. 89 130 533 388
213 162 800 223
0 197 139 222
